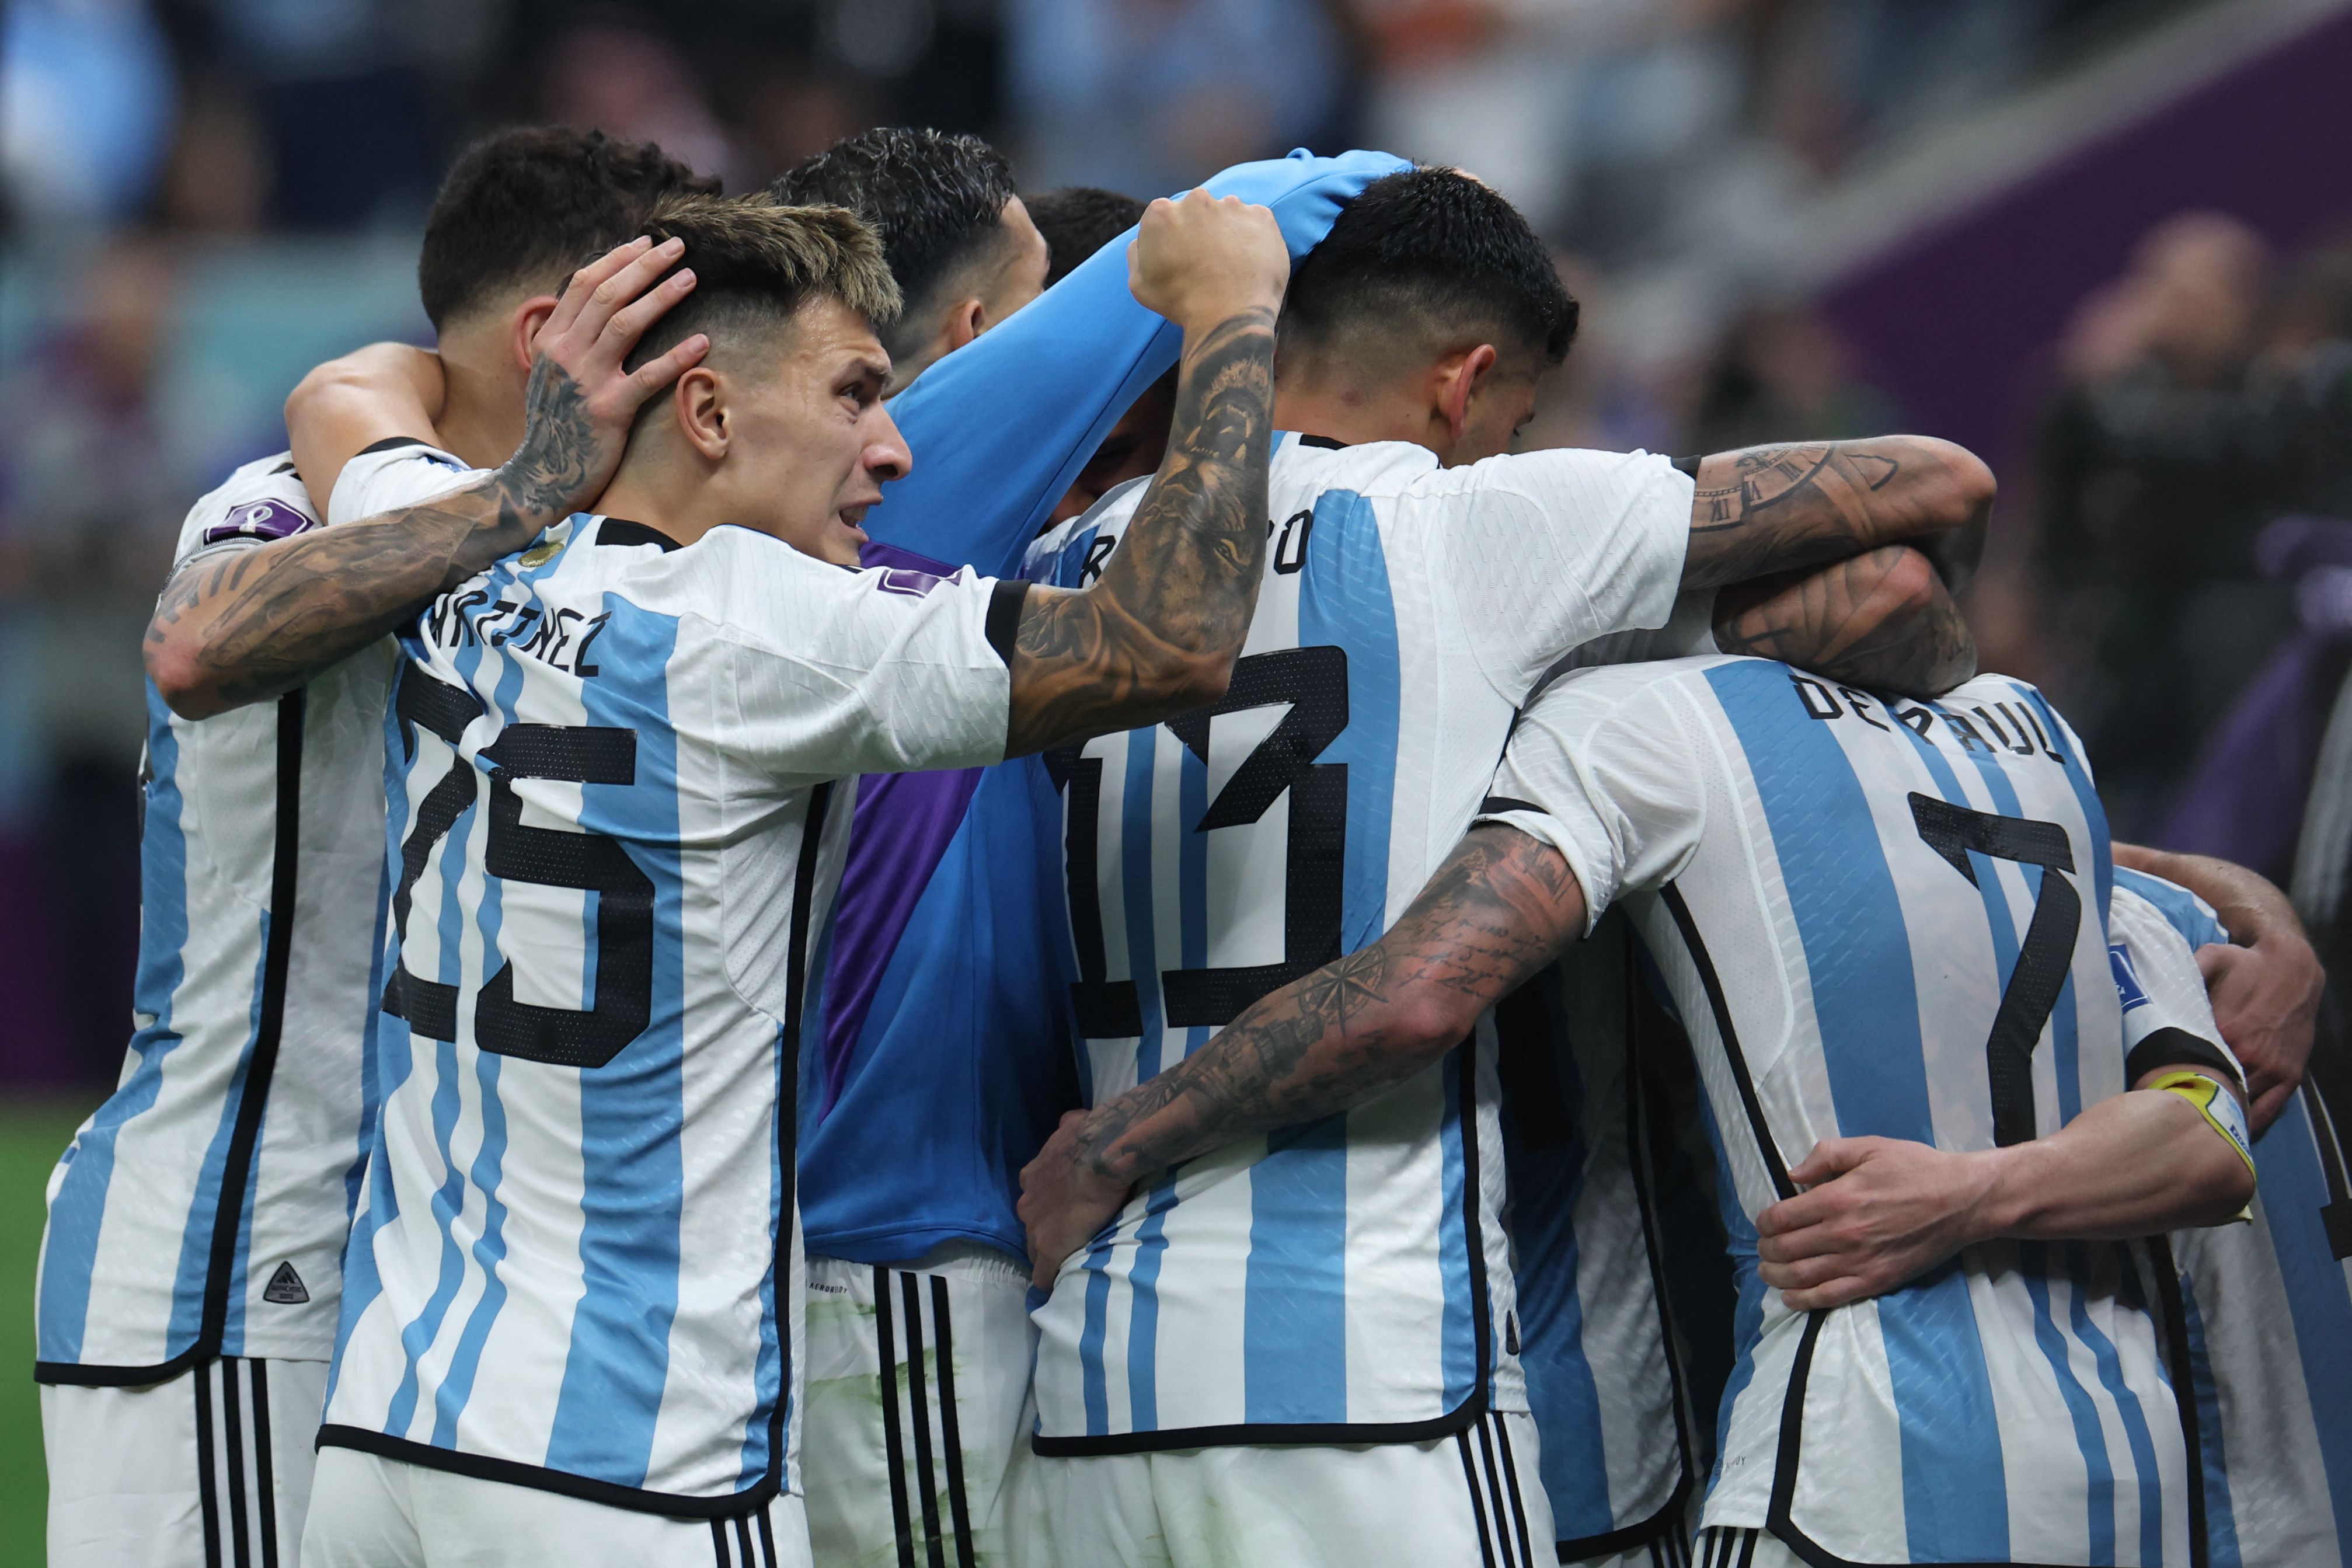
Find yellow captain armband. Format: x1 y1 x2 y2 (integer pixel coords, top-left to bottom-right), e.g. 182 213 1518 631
2147 1070 2257 1200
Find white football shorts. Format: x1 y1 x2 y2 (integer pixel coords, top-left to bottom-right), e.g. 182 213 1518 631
1006 1408 1554 1568
43 1356 326 1568
802 1243 1036 1567
300 1446 813 1567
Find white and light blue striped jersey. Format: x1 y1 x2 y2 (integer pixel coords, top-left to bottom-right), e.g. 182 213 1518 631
37 452 395 1382
1496 911 1706 1559
1483 658 2202 1567
1020 431 1694 1449
2113 873 2352 1567
318 513 1022 1514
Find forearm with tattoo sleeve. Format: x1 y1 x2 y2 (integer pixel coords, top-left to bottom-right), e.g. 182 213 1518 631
1713 543 1978 699
1681 437 1996 593
148 371 602 720
1079 825 1574 1184
1001 308 1277 755
145 235 707 720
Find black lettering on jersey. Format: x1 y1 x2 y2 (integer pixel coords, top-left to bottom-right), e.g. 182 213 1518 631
1790 674 1841 720
1838 687 1890 731
428 588 490 647
515 606 569 662
514 613 552 657
1894 705 1936 738
472 600 519 645
490 607 542 649
573 612 614 677
2000 701 2069 765
1972 705 2036 757
1908 793 2080 1147
420 588 608 678
1943 710 1994 753
1079 534 1117 588
1271 509 1313 575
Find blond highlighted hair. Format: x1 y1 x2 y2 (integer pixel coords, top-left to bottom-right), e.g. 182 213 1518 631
622 192 903 371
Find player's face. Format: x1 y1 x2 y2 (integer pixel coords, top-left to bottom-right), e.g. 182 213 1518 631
730 298 910 567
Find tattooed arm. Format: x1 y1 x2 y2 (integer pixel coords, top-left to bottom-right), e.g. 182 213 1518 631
145 236 708 720
1713 543 1977 699
1019 824 1583 1284
1001 192 1288 755
1681 438 1996 593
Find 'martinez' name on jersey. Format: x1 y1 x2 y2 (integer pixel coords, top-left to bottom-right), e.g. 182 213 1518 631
39 452 391 1381
1482 661 2196 1567
1021 431 1693 1448
319 514 1020 1510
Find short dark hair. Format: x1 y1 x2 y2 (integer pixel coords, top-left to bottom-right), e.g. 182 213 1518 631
1281 167 1577 372
619 194 900 437
417 127 721 330
770 128 1016 353
1027 187 1149 288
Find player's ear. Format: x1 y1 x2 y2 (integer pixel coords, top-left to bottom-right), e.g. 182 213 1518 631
508 295 563 374
672 366 729 462
1434 343 1498 447
943 296 985 353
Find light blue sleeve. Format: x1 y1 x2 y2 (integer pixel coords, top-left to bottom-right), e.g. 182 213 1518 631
862 148 1412 580
2114 867 2230 952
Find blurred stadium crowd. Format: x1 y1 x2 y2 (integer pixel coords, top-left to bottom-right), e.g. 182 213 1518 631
1 0 2346 1085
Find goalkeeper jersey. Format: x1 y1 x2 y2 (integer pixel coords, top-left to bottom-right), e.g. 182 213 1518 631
1481 658 2201 1566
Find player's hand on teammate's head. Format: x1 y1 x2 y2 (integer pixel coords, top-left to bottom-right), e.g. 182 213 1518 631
507 235 712 515
1018 1110 1135 1291
1126 190 1289 332
2197 937 2322 1135
1755 1137 1994 1312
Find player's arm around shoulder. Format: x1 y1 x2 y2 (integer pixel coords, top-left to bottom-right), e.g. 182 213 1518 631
285 340 448 513
2111 841 2322 1134
1018 817 1591 1288
1017 664 1698 1288
1755 1043 2257 1315
1711 543 1978 699
999 190 1288 757
145 237 708 721
1679 435 1995 592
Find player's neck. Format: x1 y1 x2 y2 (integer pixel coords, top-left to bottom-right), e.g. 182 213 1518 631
591 459 727 550
432 336 527 473
1273 378 1445 460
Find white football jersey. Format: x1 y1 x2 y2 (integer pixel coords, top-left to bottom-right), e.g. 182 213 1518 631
1020 431 1693 1449
319 511 1021 1513
1497 912 1709 1558
2113 872 2352 1568
1482 658 2201 1566
37 452 394 1381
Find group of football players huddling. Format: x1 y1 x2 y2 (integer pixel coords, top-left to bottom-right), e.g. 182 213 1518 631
32 123 2345 1568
